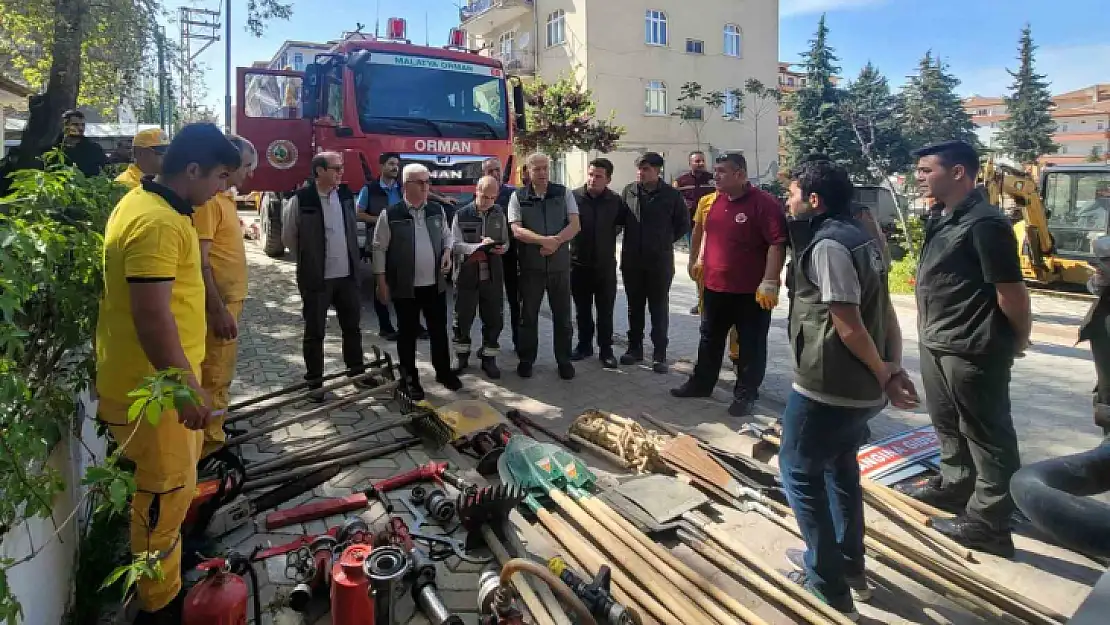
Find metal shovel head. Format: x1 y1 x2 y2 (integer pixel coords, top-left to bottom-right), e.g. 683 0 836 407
614 474 709 525
498 435 596 500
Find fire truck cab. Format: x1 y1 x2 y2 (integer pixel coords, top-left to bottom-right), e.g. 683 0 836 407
236 19 526 257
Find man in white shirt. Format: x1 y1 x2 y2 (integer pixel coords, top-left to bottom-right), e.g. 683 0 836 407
372 164 461 400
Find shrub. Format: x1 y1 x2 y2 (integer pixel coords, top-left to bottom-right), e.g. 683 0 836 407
888 255 918 294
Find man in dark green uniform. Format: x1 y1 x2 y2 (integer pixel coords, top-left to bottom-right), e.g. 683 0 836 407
906 140 1032 557
451 175 510 379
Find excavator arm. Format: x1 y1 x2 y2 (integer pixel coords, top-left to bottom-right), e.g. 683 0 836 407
980 158 1058 282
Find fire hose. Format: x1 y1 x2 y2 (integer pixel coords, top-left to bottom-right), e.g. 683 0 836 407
1011 439 1110 559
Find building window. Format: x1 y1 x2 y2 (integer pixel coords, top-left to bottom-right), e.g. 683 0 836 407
499 31 515 58
1060 122 1069 132
977 108 988 116
723 24 742 57
553 155 567 185
990 122 997 129
1095 146 1104 157
684 107 705 120
685 38 704 54
280 53 288 69
787 77 795 87
645 10 668 46
724 90 743 119
293 53 304 71
546 10 566 47
799 78 807 88
1061 145 1068 154
1100 121 1106 131
778 75 785 85
644 80 667 115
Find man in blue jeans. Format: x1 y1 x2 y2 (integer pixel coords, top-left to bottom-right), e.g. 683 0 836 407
781 159 919 620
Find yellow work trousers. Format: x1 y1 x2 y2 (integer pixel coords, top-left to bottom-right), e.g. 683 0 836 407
696 278 740 362
201 300 243 455
100 397 203 612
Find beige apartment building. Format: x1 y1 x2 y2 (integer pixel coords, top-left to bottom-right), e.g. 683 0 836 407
965 84 1110 164
459 0 780 188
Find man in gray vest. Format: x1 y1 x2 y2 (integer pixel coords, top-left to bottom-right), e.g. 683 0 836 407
451 175 510 379
372 163 462 401
779 159 918 619
508 152 581 379
281 151 367 402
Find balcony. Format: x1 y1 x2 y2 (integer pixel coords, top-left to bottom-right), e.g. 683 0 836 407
459 0 533 34
491 46 536 76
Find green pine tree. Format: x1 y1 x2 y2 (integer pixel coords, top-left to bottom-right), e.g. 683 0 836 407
842 62 911 182
997 25 1058 165
784 14 857 169
899 51 980 151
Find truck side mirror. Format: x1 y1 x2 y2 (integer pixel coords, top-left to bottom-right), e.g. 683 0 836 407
512 81 527 133
301 63 321 119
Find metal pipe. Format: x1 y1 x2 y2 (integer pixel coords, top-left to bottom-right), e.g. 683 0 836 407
227 366 385 424
227 380 398 446
241 438 419 491
246 414 416 475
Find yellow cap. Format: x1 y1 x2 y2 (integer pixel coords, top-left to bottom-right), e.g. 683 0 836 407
133 128 170 149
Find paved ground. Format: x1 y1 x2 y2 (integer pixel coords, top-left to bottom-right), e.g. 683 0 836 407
222 229 1106 624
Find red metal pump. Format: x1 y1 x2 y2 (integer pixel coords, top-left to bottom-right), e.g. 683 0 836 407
183 552 259 625
330 544 376 625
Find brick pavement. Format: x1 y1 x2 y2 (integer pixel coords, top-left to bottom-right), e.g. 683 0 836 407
225 233 1103 624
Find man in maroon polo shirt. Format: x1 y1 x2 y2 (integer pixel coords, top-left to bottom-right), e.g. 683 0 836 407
672 152 788 416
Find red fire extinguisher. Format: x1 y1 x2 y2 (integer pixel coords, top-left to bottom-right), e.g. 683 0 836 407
183 552 261 625
330 543 376 625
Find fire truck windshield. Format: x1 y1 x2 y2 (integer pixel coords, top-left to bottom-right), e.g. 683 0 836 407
355 53 509 140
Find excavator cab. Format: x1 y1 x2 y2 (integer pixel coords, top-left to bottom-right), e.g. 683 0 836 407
1041 165 1110 285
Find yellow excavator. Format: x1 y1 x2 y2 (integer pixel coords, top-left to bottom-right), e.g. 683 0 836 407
980 158 1110 287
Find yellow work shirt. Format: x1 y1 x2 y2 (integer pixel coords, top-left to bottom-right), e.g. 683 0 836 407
95 181 207 403
194 191 249 303
114 164 144 190
694 191 719 226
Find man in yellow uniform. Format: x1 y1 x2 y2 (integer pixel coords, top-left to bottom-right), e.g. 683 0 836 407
195 135 257 455
688 190 740 364
95 123 241 624
115 128 170 189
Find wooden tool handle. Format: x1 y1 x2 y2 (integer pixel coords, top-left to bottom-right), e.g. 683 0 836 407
536 508 681 625
703 524 858 625
547 490 716 625
585 496 770 625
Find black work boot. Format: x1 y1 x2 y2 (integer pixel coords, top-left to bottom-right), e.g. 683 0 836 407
571 344 593 361
481 356 501 379
454 353 470 373
620 344 644 365
930 515 1016 558
651 355 668 374
899 476 971 515
599 349 619 369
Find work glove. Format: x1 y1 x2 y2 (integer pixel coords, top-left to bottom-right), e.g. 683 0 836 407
755 280 780 311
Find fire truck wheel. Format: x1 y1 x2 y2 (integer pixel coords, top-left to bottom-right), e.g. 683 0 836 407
261 192 286 257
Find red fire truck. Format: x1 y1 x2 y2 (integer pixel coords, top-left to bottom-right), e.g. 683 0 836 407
235 18 525 256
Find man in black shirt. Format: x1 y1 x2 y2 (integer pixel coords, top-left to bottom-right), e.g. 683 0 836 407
906 140 1031 557
619 152 689 373
570 158 624 369
59 110 107 177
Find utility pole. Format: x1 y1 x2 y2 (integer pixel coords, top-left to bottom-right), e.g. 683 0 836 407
156 26 167 129
179 6 220 122
224 0 232 132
